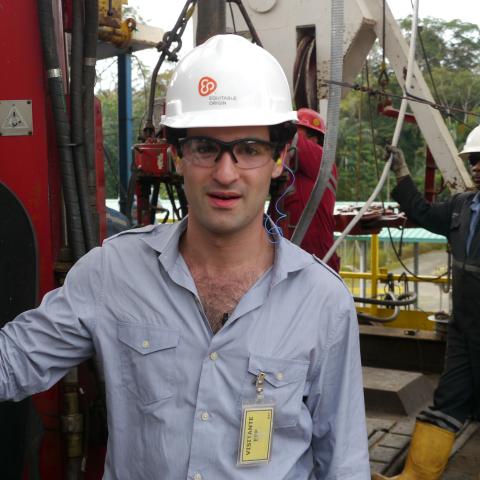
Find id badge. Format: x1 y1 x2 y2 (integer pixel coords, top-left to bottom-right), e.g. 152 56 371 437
237 372 275 466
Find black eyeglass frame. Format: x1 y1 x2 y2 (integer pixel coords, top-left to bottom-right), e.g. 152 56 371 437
177 136 280 169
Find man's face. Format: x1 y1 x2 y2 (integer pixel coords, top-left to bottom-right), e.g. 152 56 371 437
176 125 283 237
469 153 480 188
297 125 322 145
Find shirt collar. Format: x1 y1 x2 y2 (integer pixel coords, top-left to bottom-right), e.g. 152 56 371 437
141 216 188 272
140 216 316 279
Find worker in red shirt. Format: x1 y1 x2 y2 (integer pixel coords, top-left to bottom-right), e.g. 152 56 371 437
271 108 340 271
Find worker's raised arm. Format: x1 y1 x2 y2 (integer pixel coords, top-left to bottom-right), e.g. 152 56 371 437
387 146 456 237
0 248 101 401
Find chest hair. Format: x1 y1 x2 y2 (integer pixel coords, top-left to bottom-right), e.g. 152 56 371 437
192 268 263 333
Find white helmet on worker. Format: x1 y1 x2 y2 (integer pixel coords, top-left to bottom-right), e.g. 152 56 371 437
459 125 480 159
161 34 297 128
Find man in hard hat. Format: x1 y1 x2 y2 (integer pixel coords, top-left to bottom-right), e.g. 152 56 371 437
373 130 480 480
270 108 340 271
0 35 369 479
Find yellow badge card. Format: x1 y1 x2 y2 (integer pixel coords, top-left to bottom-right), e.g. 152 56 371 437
237 404 274 466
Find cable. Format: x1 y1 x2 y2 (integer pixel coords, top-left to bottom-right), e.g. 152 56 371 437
385 226 449 281
357 292 400 323
264 148 297 242
323 0 421 264
353 291 417 306
319 78 480 120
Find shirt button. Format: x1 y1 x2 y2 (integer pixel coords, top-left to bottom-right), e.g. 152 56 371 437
200 411 210 421
142 340 150 349
275 372 284 381
193 473 202 480
209 351 218 361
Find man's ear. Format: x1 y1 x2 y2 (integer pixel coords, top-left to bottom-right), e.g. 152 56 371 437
170 146 183 175
271 145 288 179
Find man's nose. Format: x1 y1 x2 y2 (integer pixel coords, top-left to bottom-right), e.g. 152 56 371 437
212 150 240 184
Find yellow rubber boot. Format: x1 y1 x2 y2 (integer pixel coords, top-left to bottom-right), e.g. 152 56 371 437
372 421 455 480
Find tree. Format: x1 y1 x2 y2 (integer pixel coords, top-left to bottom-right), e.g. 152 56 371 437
336 17 480 201
96 57 173 198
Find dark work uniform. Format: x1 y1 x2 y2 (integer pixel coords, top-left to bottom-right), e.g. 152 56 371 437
393 176 480 431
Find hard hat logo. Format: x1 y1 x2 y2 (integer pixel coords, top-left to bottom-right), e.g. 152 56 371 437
198 76 217 97
312 119 320 126
161 35 296 128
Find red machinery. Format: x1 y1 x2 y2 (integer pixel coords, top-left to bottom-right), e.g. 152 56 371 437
0 0 107 477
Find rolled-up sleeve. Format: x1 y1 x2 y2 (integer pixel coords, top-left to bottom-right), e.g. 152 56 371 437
0 247 102 401
307 295 370 479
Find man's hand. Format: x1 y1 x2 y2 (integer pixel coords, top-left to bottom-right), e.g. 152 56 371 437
385 145 410 181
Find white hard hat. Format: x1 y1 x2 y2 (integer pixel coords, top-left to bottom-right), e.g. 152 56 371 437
161 34 296 129
459 125 480 159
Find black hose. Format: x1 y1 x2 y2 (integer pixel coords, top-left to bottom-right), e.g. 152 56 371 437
37 0 85 260
71 0 97 252
83 0 100 245
356 292 400 323
353 292 417 307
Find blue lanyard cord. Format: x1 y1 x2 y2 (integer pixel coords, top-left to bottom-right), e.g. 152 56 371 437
264 151 297 244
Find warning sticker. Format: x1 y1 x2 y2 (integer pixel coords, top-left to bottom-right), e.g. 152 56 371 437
0 100 33 136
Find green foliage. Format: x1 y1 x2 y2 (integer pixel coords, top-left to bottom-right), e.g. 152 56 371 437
336 17 480 201
97 57 173 198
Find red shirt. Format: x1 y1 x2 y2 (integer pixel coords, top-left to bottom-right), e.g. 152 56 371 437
270 133 340 271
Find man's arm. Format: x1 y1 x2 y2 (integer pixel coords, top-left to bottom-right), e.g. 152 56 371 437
0 247 102 401
388 146 453 236
306 296 370 479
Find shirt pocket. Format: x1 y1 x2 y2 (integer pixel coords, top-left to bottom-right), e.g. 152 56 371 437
118 323 180 405
240 354 309 429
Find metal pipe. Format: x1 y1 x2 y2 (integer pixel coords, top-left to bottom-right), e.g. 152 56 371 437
196 0 226 45
83 0 100 245
118 54 133 215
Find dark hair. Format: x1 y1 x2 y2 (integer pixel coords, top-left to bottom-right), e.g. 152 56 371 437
165 127 187 149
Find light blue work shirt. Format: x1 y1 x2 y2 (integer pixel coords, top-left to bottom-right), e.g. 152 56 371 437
0 218 369 479
466 192 480 254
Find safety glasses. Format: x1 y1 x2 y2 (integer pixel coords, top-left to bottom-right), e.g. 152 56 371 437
178 136 277 169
